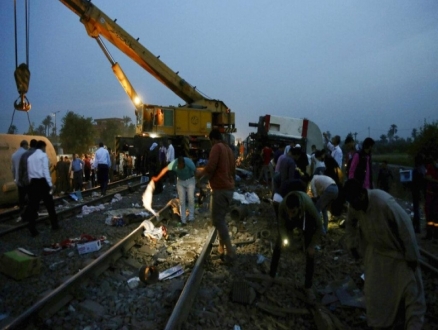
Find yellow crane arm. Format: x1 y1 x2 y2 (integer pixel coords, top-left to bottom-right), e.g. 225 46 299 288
59 0 204 105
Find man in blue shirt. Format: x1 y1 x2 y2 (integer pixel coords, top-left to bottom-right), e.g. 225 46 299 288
70 154 84 192
152 156 196 225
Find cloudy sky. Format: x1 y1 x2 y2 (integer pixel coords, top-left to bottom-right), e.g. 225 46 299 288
1 1 437 142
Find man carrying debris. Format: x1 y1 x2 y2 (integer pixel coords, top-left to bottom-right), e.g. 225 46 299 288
344 179 426 329
152 156 196 225
270 191 322 300
196 129 236 264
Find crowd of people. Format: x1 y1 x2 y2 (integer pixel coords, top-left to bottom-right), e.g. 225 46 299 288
248 133 435 328
10 129 437 328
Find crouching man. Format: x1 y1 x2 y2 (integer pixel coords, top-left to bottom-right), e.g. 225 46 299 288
270 191 322 299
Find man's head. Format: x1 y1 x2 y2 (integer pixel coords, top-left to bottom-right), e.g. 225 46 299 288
311 144 316 152
344 136 355 150
177 156 186 169
99 142 104 148
381 160 388 168
314 149 325 160
362 138 375 154
29 139 37 149
290 147 301 160
59 156 64 161
344 179 368 212
168 139 173 145
209 129 223 145
20 140 29 149
285 193 301 218
331 135 341 146
36 140 46 151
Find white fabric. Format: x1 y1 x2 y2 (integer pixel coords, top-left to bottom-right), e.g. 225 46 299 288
142 180 158 216
232 192 260 204
273 193 283 203
27 149 53 186
141 219 165 239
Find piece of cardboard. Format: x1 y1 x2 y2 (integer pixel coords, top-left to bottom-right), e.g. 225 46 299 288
0 249 41 280
77 240 102 255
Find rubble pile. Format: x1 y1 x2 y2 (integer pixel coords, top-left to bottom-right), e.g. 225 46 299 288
0 177 436 329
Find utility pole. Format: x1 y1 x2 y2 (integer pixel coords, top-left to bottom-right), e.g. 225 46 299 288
51 110 60 137
354 132 358 141
368 127 370 137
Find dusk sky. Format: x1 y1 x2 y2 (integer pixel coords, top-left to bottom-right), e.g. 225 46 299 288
1 1 437 143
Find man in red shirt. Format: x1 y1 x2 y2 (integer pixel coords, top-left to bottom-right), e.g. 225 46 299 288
259 144 273 185
196 129 236 263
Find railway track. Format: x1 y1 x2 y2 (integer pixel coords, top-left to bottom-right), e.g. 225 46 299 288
0 181 437 329
0 176 144 237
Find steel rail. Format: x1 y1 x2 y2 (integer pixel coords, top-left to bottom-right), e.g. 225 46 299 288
164 227 217 330
0 176 144 221
1 201 172 330
0 179 146 237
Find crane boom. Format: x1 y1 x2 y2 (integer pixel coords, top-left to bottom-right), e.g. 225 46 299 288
60 0 207 106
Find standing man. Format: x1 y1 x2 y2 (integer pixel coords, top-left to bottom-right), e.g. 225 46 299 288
258 144 273 185
18 139 37 191
108 149 115 182
22 140 60 236
93 142 111 196
166 139 175 183
348 137 375 189
323 133 343 169
269 191 322 300
196 129 236 263
55 156 67 194
152 156 196 224
70 154 84 191
158 141 167 170
11 140 29 213
424 152 438 241
344 179 426 328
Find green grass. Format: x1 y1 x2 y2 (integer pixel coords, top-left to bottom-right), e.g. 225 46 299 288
373 153 412 167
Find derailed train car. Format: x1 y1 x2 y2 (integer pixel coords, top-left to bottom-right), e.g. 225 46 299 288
0 134 57 206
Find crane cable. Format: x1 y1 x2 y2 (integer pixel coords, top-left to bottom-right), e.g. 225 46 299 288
10 0 33 134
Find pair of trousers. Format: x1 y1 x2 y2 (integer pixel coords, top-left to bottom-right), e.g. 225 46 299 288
270 229 315 289
97 164 109 195
23 178 58 234
210 189 233 249
176 177 195 222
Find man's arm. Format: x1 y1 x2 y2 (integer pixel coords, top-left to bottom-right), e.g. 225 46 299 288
152 165 170 182
197 144 220 178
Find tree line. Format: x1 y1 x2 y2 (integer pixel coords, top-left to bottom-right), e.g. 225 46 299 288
7 111 136 154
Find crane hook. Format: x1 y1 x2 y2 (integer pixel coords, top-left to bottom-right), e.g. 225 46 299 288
14 63 31 112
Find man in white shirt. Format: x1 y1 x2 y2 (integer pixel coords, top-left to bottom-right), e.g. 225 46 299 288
22 140 60 236
166 139 175 163
93 142 111 196
166 139 175 183
310 174 339 234
11 140 28 212
323 133 343 168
